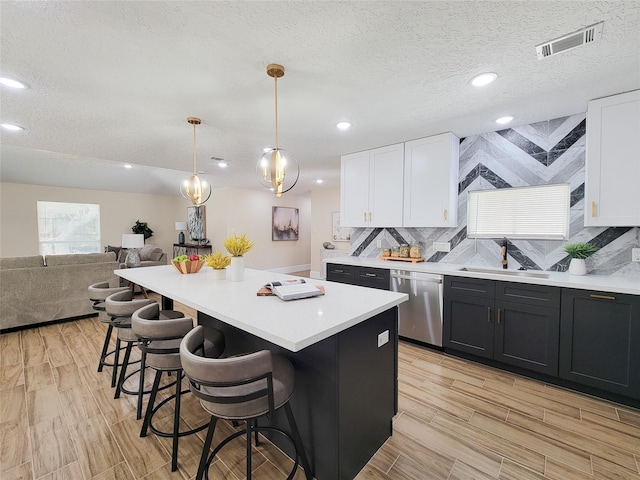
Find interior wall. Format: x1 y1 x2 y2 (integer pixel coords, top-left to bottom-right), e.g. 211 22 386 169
186 187 312 271
0 182 183 258
310 187 349 277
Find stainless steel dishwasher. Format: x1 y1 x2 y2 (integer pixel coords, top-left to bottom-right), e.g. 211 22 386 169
390 270 443 347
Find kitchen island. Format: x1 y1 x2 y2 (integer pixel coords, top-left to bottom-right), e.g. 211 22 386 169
116 265 408 480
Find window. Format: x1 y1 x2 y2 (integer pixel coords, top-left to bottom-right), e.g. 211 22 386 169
467 184 570 240
37 201 101 255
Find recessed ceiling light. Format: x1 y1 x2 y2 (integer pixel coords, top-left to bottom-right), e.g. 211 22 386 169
124 164 133 169
471 72 497 87
0 77 27 89
217 161 228 168
316 179 324 184
336 121 352 130
495 116 514 125
1 123 24 131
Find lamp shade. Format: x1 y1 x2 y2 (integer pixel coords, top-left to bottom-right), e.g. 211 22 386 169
121 234 144 249
175 222 187 231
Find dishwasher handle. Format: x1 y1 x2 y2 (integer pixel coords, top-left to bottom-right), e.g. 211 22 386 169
390 272 442 283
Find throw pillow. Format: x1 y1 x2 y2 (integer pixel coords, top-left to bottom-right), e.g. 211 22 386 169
117 249 128 264
105 245 122 258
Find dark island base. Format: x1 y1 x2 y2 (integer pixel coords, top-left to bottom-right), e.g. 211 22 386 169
198 307 399 480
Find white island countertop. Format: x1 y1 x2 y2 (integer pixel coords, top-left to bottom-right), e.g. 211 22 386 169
116 265 408 352
325 256 640 295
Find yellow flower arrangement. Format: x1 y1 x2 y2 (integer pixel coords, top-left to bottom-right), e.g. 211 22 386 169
223 233 254 257
204 251 231 269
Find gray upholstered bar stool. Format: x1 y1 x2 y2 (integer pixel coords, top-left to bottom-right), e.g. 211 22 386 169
132 303 225 472
180 326 313 480
87 281 130 378
104 289 155 398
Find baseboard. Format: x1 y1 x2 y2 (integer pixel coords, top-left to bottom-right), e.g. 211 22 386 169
266 263 311 275
309 270 323 279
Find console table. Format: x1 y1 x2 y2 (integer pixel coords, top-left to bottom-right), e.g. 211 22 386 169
172 243 212 258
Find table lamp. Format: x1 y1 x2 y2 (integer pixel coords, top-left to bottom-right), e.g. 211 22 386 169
175 222 187 245
121 234 144 267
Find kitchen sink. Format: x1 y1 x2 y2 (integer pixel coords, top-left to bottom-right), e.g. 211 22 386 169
458 266 550 279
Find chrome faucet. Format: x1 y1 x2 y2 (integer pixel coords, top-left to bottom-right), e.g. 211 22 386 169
501 237 508 269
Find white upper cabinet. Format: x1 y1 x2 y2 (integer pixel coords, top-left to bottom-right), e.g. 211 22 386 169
403 132 459 227
340 143 404 227
585 90 640 226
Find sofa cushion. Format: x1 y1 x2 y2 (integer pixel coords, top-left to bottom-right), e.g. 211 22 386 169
45 252 116 266
0 255 45 270
139 245 163 262
105 245 122 258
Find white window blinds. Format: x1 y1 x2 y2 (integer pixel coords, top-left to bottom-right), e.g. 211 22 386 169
467 184 570 240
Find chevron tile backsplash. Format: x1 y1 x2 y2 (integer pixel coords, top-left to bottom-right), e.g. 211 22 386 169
349 113 640 280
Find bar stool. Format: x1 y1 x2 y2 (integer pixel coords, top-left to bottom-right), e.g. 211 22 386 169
180 326 313 480
87 282 130 376
104 290 155 396
132 303 225 471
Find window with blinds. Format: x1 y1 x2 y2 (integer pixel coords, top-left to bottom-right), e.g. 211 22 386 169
467 184 570 240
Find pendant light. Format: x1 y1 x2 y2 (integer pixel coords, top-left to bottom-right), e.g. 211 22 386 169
256 64 299 197
180 117 212 206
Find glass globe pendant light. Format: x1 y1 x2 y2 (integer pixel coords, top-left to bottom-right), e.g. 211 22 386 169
256 64 299 197
180 117 212 206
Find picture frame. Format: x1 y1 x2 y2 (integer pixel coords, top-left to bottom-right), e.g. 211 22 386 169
187 206 206 242
332 212 351 242
272 206 299 241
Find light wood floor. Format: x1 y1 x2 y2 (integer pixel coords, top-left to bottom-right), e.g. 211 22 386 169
1 300 639 480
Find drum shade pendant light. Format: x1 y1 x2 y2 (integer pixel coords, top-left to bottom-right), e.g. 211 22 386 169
256 64 299 197
180 117 211 206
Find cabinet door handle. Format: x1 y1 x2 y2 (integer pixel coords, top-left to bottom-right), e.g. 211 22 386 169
487 306 491 322
443 209 447 221
334 269 344 273
369 212 372 222
590 294 616 301
497 308 501 324
364 273 377 277
591 201 596 217
363 212 367 222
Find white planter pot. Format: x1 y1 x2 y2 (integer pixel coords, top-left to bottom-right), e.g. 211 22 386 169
568 258 587 276
228 256 245 282
209 268 226 280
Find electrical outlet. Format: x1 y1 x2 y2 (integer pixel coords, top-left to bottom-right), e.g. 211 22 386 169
632 248 640 262
378 330 389 347
376 239 382 248
433 242 451 252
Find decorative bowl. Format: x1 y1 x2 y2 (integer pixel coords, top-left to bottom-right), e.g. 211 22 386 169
171 260 205 274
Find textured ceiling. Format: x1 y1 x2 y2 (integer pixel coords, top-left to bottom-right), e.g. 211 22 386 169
1 1 639 196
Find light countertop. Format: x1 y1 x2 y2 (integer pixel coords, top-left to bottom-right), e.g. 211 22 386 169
325 256 640 295
116 266 408 352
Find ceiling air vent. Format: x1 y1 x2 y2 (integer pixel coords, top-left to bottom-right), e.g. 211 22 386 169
536 22 603 59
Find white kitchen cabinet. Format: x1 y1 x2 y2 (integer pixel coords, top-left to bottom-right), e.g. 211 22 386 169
585 90 640 226
340 143 404 227
403 132 459 227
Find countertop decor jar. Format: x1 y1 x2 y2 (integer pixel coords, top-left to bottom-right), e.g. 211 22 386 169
391 247 400 257
381 248 391 257
409 242 422 258
399 244 410 258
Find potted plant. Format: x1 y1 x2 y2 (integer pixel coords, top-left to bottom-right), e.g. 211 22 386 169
132 220 154 240
204 251 231 280
223 233 254 281
563 242 597 276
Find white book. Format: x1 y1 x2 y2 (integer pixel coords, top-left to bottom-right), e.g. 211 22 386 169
265 279 322 301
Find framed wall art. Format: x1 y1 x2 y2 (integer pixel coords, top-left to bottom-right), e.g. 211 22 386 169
332 212 351 242
272 206 299 241
187 206 206 242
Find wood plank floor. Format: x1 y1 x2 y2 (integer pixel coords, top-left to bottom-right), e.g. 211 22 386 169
1 298 639 479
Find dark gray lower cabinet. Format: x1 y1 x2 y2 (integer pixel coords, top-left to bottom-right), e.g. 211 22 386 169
327 264 390 290
444 276 560 376
560 289 640 399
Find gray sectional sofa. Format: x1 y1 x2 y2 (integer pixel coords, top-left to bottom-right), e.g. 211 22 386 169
0 252 120 331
